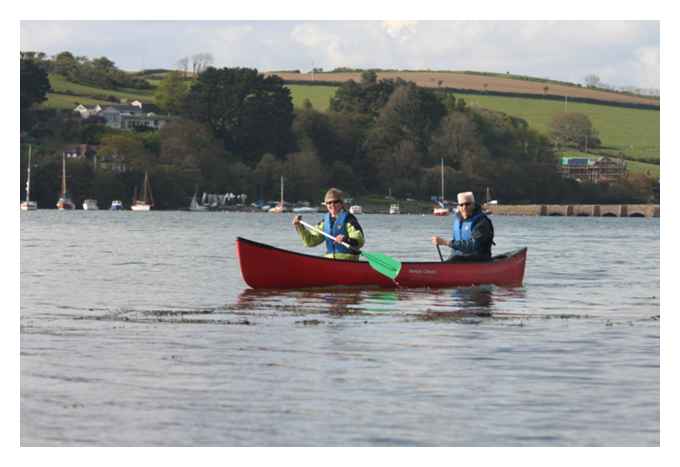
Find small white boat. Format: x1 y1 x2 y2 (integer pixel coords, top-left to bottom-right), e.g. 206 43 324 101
110 200 124 210
433 158 449 216
389 204 400 215
20 144 38 211
349 205 363 215
433 206 449 216
268 204 286 213
268 176 287 213
189 189 208 211
82 199 99 210
292 206 318 213
131 172 154 211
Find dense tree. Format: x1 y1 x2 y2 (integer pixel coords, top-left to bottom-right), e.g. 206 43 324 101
20 56 51 111
329 76 397 117
154 71 189 114
549 112 601 151
183 67 296 161
159 119 224 187
364 82 446 193
429 112 481 170
282 151 324 201
97 133 154 171
253 153 283 200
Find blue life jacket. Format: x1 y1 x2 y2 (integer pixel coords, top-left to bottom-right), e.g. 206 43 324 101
324 211 353 255
453 211 486 242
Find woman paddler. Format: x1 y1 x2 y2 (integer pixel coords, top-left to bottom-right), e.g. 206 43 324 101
292 188 365 260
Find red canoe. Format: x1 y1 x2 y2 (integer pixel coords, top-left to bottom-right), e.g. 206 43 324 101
236 237 527 289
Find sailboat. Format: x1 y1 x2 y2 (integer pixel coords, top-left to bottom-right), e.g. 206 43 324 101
483 186 498 214
56 153 76 210
433 158 449 216
20 145 38 210
189 186 208 211
268 176 286 213
131 171 154 211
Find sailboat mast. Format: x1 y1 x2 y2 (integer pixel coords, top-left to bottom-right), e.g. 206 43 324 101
25 145 32 202
142 172 148 202
280 175 284 206
440 158 444 201
62 153 67 196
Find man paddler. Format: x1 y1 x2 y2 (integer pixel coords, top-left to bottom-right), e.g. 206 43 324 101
432 191 494 261
292 188 365 260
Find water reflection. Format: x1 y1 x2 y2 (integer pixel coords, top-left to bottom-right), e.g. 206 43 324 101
234 286 527 319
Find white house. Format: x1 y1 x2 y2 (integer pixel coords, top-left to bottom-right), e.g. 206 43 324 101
73 104 102 119
100 104 171 131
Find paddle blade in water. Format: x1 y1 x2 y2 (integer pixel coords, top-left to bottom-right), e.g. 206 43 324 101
361 251 402 280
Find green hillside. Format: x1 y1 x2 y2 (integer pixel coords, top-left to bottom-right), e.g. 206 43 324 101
461 94 659 161
286 84 660 167
43 73 155 109
41 74 660 174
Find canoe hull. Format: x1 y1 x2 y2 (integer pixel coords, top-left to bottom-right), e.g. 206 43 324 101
236 237 527 289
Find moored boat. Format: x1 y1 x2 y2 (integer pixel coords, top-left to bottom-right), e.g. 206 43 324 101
110 200 124 210
82 199 99 210
349 205 363 215
292 206 318 213
21 145 37 211
56 154 75 210
131 171 154 211
433 158 450 216
268 176 287 213
189 188 208 211
236 237 527 289
389 203 400 215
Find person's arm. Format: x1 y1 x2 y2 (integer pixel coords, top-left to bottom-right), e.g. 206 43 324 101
344 217 365 250
294 218 326 247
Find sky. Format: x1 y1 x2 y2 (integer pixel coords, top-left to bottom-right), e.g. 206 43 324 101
20 20 660 90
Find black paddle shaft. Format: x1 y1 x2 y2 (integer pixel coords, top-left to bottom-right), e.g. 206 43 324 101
436 244 444 262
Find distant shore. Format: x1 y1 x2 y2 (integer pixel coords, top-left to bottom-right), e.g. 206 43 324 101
209 203 660 218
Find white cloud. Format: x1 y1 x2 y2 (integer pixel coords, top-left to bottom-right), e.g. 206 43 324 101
381 21 418 41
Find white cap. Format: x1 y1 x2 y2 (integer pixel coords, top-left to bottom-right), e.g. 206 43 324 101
457 191 475 204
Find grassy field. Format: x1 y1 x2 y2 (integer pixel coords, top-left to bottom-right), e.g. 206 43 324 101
286 84 337 111
42 93 111 110
44 74 155 108
461 94 659 160
272 70 659 106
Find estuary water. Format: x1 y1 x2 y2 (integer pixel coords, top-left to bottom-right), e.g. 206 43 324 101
20 211 659 446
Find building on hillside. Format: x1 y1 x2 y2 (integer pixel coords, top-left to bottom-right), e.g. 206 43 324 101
100 104 171 130
95 152 128 173
74 102 171 131
559 156 627 183
73 104 102 119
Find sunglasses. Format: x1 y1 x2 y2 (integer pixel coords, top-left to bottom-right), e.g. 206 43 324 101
459 202 472 207
325 200 342 206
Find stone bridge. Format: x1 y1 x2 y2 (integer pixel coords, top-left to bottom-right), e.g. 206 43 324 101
490 204 659 218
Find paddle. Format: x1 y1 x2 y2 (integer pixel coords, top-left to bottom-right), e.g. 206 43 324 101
298 219 402 280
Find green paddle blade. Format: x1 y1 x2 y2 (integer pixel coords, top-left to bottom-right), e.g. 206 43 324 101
361 251 402 280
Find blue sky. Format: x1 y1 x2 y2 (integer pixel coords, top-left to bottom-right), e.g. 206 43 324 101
20 20 660 90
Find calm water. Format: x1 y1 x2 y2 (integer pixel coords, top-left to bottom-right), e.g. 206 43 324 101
20 211 659 446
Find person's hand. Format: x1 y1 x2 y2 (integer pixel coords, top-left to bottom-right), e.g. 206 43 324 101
334 234 346 244
432 236 445 246
293 215 302 226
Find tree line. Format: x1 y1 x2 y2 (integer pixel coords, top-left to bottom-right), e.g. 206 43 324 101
20 57 659 209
